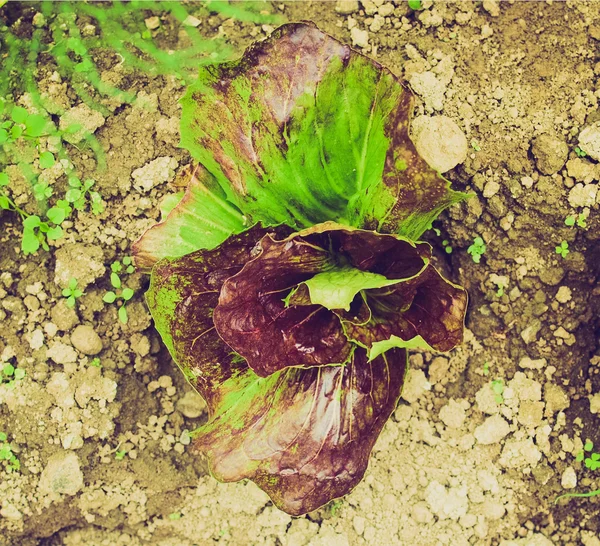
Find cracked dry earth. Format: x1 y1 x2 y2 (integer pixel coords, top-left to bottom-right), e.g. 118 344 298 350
1 1 600 545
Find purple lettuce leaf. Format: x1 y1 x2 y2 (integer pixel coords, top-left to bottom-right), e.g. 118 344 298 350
146 225 281 402
195 346 407 516
146 225 408 515
213 224 434 377
213 231 352 378
337 266 468 356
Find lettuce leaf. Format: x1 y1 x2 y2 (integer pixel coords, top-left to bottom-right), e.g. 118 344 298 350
146 227 408 515
135 22 468 269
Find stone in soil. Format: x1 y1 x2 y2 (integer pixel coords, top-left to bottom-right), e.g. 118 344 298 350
38 451 84 496
411 115 468 173
578 121 600 161
561 467 577 489
335 0 358 14
132 156 179 193
176 390 207 419
439 399 467 429
401 369 430 403
51 300 79 331
530 134 569 175
424 481 469 521
59 104 105 144
568 182 598 208
54 244 105 290
474 414 510 445
350 27 369 49
566 158 599 184
70 324 103 355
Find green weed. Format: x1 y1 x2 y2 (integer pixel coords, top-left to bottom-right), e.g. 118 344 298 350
1 363 26 388
556 439 600 503
103 257 135 324
0 432 21 473
467 236 486 264
62 278 83 308
564 213 587 228
555 240 569 258
1 1 279 256
491 379 504 404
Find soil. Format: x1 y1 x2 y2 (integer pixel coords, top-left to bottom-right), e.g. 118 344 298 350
1 1 600 545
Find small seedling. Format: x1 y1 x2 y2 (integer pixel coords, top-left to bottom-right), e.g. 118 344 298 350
169 512 182 521
556 439 600 503
0 105 48 145
574 146 587 158
577 441 600 471
442 239 453 254
555 240 569 258
115 449 127 460
467 236 486 263
103 258 136 324
33 180 53 202
565 213 587 228
482 362 490 376
90 357 102 367
586 453 600 471
66 176 104 215
0 432 21 473
470 139 481 152
112 256 135 275
408 0 422 10
21 209 69 255
1 363 26 388
62 278 83 308
327 498 344 517
491 379 504 404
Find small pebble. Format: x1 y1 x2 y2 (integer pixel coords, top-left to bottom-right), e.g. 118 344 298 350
335 0 359 14
350 27 369 49
578 122 600 161
176 390 207 418
70 325 103 355
411 115 468 173
555 286 572 303
561 467 577 489
531 134 569 175
145 16 160 30
474 415 510 445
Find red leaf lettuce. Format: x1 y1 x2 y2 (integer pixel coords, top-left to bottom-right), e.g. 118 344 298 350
134 22 469 515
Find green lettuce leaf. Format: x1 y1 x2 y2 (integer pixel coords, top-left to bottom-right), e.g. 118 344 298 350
179 22 467 238
132 165 248 270
302 267 399 312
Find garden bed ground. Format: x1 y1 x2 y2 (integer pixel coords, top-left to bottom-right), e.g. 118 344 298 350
1 1 600 545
